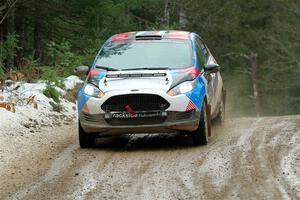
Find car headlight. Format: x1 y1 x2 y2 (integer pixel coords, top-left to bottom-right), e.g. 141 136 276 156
167 81 195 96
84 84 105 98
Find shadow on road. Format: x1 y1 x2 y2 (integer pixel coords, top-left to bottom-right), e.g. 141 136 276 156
91 121 223 151
93 133 196 151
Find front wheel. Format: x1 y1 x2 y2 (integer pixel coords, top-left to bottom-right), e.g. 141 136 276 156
78 120 94 148
191 101 210 145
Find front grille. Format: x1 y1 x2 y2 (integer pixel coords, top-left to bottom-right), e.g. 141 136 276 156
101 94 170 112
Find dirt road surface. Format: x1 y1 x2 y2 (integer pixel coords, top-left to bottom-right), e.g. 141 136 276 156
1 115 299 200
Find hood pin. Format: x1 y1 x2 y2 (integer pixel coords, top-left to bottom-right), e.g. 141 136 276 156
165 77 169 85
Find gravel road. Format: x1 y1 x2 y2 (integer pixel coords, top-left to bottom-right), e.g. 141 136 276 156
1 116 299 200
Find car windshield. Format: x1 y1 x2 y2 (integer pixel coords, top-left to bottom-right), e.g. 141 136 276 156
95 40 193 70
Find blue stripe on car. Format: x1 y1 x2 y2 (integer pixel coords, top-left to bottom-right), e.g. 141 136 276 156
77 87 91 112
185 75 206 110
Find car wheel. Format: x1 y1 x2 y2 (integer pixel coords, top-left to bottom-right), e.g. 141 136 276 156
78 120 94 148
216 90 226 124
191 101 210 145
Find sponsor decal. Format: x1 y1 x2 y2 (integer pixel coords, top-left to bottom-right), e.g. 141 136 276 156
186 100 198 111
111 32 134 42
111 111 163 119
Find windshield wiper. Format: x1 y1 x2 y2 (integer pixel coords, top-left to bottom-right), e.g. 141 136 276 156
95 66 119 71
122 67 170 71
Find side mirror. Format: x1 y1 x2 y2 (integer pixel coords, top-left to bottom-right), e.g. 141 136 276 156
75 66 89 73
204 63 220 73
75 66 90 78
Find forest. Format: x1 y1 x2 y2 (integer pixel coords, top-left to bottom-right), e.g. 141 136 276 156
0 0 299 116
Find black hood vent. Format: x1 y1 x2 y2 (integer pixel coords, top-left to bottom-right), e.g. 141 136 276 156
135 35 162 40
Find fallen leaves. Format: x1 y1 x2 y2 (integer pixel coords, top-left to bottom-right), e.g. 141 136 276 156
0 95 38 113
26 95 38 109
8 68 25 81
0 102 16 113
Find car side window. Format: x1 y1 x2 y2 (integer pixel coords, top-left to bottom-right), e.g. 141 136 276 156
202 42 210 61
195 38 207 69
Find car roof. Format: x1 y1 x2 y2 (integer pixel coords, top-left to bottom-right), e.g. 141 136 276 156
110 30 191 42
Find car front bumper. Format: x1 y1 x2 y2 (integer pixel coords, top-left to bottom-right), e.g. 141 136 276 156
79 110 200 136
78 87 205 136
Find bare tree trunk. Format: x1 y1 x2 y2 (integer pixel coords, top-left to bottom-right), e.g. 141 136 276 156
225 52 263 116
163 0 170 27
33 0 43 61
248 52 262 116
16 11 25 69
179 7 187 28
0 18 4 68
7 5 15 68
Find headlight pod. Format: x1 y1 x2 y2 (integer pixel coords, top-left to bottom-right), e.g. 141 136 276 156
84 84 105 98
167 80 195 96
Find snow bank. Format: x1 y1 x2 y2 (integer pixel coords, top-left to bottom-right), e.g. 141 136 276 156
63 75 83 90
0 76 82 135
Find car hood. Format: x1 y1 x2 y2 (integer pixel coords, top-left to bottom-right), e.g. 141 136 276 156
88 68 197 93
98 70 170 92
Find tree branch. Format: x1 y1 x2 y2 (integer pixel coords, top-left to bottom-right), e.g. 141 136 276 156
0 0 18 25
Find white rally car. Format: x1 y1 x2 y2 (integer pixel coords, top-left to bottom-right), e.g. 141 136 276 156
77 31 225 148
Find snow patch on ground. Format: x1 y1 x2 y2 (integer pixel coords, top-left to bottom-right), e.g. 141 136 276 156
0 76 82 136
64 75 83 90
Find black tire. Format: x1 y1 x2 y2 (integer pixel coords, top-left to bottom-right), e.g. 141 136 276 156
79 120 94 148
191 101 210 145
215 90 226 124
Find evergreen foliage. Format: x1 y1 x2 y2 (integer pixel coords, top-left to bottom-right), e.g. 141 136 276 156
0 0 299 116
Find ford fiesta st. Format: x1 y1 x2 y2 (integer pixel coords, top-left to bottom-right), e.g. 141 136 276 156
77 31 225 148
